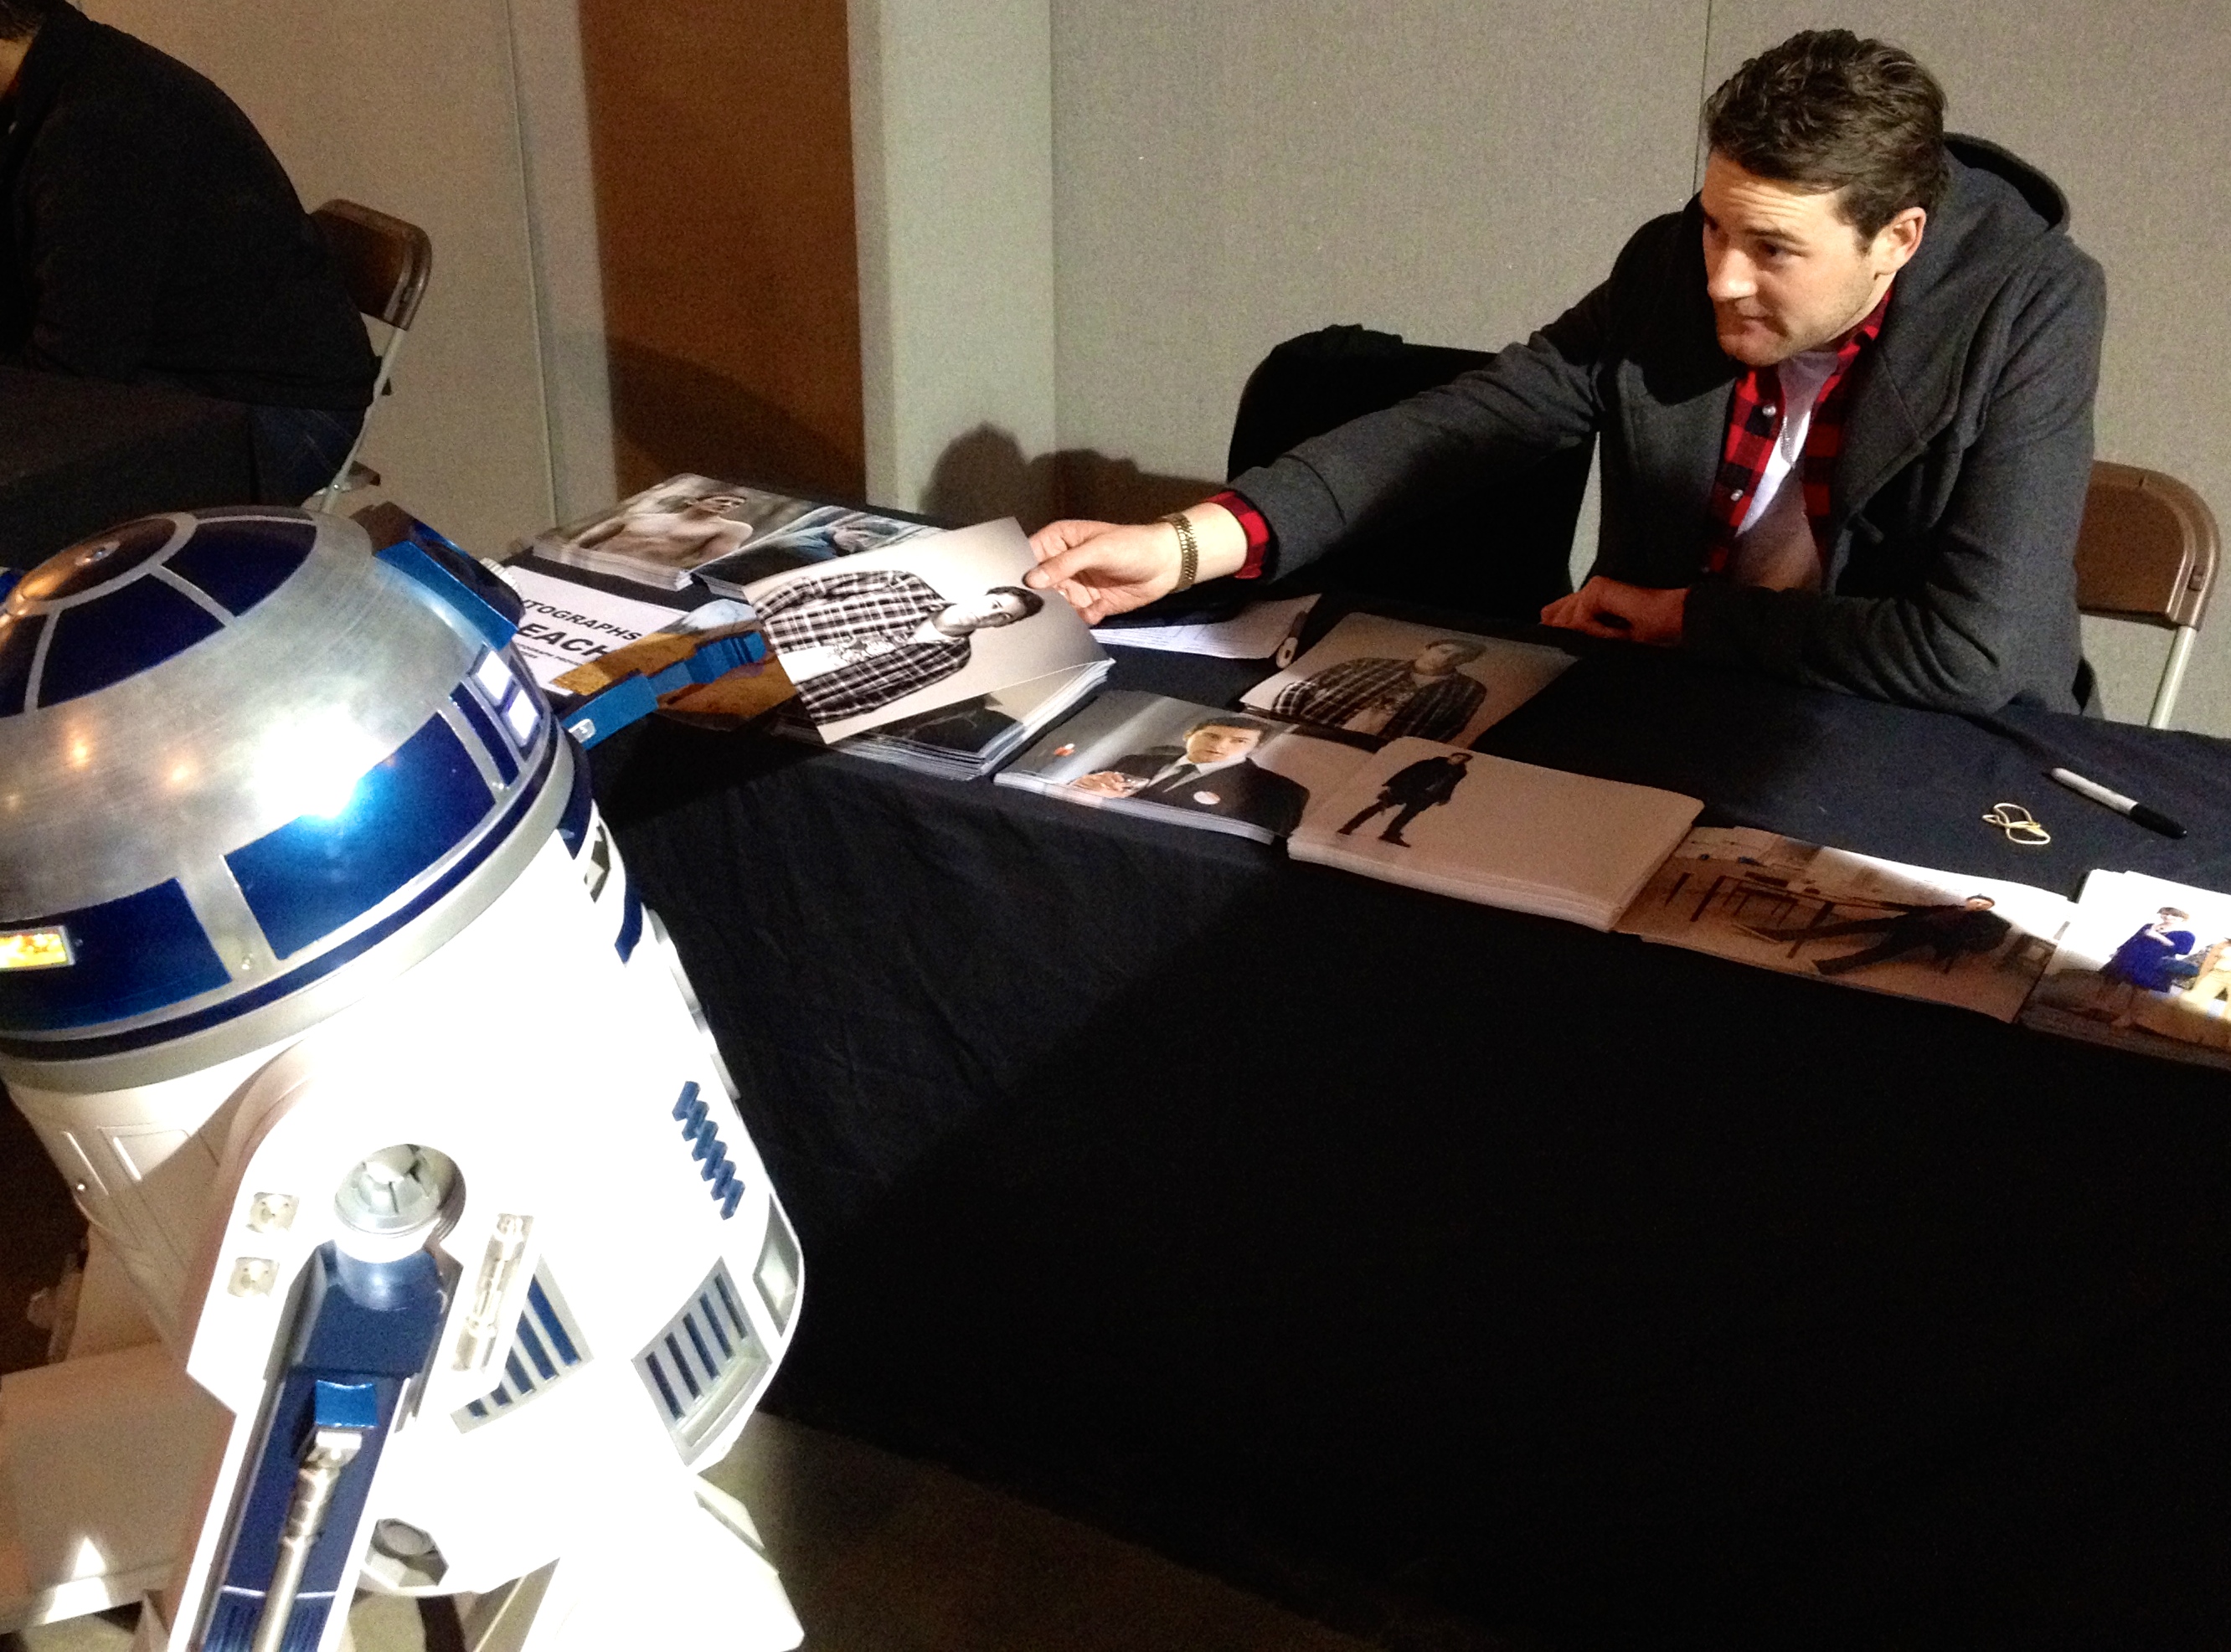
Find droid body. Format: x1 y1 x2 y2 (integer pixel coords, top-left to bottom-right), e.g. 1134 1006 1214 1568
0 510 803 1651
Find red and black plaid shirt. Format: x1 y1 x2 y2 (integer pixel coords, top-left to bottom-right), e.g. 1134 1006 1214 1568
1703 286 1891 577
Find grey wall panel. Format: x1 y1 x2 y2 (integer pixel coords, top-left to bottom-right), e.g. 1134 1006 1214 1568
89 0 558 558
1706 3 2231 732
1049 1 1707 515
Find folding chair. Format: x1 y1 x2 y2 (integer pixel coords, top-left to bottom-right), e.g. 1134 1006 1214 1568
2073 461 2219 728
309 199 434 512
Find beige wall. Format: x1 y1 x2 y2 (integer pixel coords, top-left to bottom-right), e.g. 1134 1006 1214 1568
86 0 556 558
1048 1 2231 734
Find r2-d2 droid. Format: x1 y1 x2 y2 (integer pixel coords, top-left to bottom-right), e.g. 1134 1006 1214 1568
0 507 805 1650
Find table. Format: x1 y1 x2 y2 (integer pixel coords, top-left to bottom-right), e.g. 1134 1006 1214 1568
590 627 2231 1650
0 366 256 568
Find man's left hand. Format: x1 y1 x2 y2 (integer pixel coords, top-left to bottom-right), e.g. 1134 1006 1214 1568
1540 576 1689 645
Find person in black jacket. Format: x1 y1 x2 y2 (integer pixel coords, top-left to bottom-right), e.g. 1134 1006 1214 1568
1025 31 2106 714
0 0 376 503
1335 751 1475 847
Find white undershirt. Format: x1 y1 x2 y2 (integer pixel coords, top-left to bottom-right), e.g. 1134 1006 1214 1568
1727 347 1841 591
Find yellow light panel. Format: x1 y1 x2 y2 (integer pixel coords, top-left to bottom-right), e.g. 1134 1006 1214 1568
0 929 74 970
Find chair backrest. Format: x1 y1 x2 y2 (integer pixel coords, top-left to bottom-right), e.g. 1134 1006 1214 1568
1226 324 1590 621
312 199 434 332
2074 461 2218 630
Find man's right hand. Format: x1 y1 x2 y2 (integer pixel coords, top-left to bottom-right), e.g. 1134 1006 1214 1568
1026 504 1247 624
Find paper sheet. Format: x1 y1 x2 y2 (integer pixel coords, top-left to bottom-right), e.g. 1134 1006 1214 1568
1092 595 1320 661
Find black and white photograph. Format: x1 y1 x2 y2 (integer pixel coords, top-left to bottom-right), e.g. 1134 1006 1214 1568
1617 826 2076 1022
528 474 831 589
1240 612 1574 748
2022 871 2231 1067
740 518 1107 744
1289 738 1701 928
995 691 1372 842
693 505 934 595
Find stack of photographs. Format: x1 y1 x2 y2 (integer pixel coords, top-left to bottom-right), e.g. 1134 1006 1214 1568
834 666 1113 780
996 692 1373 843
521 474 930 592
1615 826 2077 1022
2020 869 2231 1070
1287 738 1703 929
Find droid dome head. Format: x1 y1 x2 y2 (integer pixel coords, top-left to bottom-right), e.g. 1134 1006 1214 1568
0 508 574 1088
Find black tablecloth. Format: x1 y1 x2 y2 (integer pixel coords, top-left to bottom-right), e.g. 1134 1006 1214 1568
591 638 2231 1652
0 365 256 567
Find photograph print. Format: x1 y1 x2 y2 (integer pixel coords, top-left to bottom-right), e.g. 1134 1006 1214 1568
2021 870 2231 1069
531 474 836 588
740 518 1106 743
996 691 1373 842
1616 826 2078 1022
1241 612 1574 748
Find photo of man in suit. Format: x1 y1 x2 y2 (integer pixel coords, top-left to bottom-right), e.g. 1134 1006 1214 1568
759 568 1043 723
1069 714 1309 836
1335 749 1475 846
1270 638 1489 742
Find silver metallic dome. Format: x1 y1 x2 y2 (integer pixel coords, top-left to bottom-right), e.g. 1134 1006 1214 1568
0 508 580 1090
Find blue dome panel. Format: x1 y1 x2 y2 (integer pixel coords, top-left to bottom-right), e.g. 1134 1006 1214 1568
227 713 495 960
0 613 43 718
0 879 231 1032
166 517 317 618
38 578 224 708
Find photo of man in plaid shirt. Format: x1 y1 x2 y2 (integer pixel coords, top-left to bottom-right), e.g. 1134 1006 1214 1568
1270 638 1488 742
759 567 1043 724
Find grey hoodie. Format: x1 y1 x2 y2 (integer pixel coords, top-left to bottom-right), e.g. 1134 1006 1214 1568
1229 137 2106 713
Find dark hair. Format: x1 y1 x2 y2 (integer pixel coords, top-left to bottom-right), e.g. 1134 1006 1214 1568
1187 714 1273 738
1703 29 1948 237
1422 638 1486 661
986 585 1045 618
0 0 54 42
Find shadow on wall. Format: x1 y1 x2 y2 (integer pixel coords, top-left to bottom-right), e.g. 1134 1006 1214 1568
921 425 1218 533
607 338 864 504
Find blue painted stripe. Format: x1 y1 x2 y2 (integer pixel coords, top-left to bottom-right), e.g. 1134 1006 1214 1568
514 1319 558 1382
229 715 492 960
503 1351 533 1394
615 879 644 961
645 1355 683 1418
527 1278 580 1366
714 1274 747 1341
698 1294 733 1360
0 879 230 1033
556 735 594 854
684 1314 718 1380
0 729 559 1061
451 685 518 784
664 1334 701 1397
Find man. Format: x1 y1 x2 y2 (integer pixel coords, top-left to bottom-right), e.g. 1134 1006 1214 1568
0 0 377 503
1271 638 1487 742
1336 750 1474 847
1741 894 2010 977
576 490 763 579
1071 714 1309 836
757 567 1043 724
1026 31 2105 714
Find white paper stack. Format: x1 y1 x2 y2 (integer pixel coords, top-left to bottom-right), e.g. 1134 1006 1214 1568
1287 738 1703 929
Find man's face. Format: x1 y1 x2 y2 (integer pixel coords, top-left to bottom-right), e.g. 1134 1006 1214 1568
1965 896 1996 911
1699 152 1924 365
1183 723 1263 765
1411 642 1477 677
939 589 1032 630
686 494 750 517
